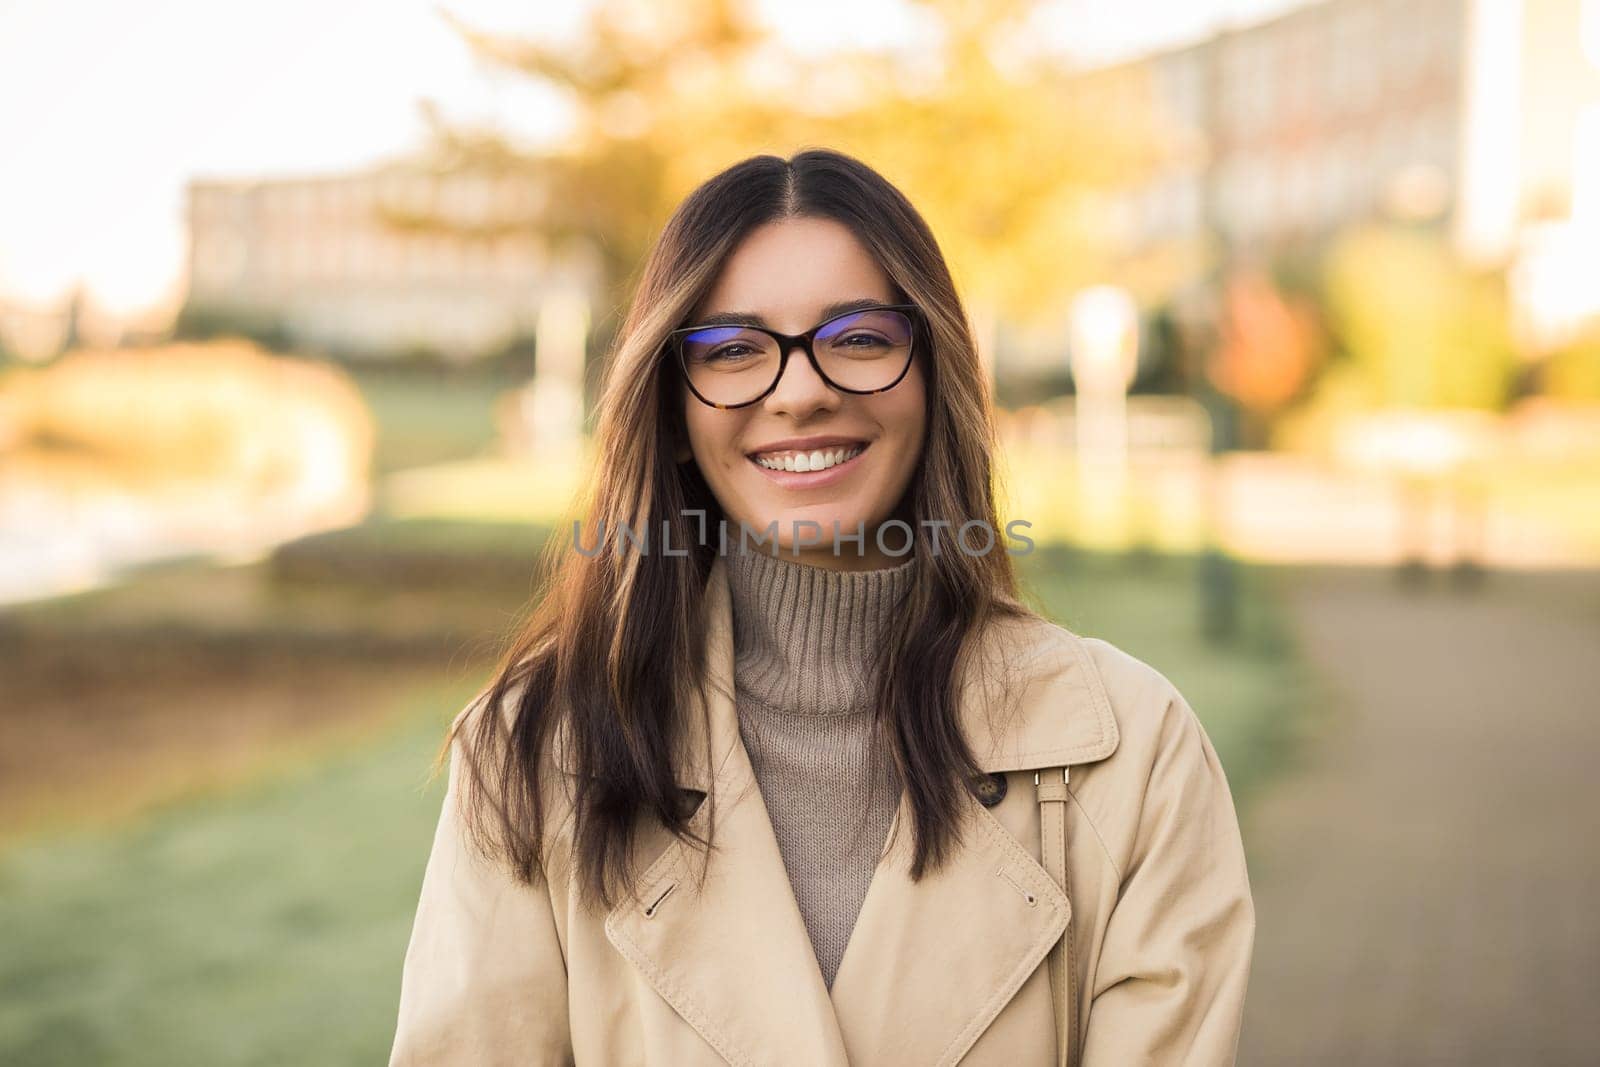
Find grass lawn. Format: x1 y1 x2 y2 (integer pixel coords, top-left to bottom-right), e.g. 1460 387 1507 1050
347 365 514 475
0 545 1315 1065
0 678 479 1067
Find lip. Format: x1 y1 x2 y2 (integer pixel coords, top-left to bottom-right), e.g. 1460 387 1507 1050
747 440 870 490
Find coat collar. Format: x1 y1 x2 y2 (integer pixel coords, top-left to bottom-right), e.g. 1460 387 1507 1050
560 555 1120 1065
555 554 1119 792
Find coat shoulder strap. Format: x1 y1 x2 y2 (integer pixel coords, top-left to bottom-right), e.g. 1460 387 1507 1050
1035 767 1077 1067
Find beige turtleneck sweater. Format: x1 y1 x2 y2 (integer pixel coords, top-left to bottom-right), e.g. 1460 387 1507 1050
723 546 915 989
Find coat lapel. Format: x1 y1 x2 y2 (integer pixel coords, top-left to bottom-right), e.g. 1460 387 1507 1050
583 556 1121 1065
825 788 1072 1065
600 555 851 1067
827 607 1119 1064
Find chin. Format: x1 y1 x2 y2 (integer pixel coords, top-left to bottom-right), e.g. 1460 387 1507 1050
797 508 877 550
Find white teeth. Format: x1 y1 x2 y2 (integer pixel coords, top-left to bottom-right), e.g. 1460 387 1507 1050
753 444 864 472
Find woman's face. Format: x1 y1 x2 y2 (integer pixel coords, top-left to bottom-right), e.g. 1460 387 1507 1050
680 216 926 571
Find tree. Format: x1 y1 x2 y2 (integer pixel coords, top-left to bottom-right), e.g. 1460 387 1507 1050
1321 224 1517 410
1206 267 1327 447
423 0 1163 360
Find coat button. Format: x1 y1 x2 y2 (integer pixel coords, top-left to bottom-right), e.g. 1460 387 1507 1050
970 771 1008 807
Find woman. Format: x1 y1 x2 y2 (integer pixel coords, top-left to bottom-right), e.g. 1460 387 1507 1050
390 149 1255 1066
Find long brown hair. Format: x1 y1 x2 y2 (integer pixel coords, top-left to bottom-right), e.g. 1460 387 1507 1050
445 147 1032 909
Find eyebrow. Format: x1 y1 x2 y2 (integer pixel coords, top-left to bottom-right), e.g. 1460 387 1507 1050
689 297 890 330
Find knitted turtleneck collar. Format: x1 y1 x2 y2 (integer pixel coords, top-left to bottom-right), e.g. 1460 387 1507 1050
723 547 917 718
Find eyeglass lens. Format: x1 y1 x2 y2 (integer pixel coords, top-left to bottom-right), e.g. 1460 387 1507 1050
680 308 914 407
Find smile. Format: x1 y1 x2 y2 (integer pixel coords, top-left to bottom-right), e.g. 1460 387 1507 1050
745 441 870 488
751 444 865 472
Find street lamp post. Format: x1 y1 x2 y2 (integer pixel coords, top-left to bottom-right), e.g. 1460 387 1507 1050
1068 286 1140 550
1172 279 1239 644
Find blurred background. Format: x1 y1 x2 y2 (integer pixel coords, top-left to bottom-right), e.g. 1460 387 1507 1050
2 0 1598 1063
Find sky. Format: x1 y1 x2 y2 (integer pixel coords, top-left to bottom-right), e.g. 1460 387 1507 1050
0 0 1308 321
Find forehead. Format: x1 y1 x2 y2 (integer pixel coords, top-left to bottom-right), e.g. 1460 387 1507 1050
692 216 895 331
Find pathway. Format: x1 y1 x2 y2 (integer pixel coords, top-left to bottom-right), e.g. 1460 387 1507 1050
1237 565 1600 1065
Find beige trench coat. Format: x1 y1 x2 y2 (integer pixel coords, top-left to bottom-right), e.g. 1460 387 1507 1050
390 556 1256 1065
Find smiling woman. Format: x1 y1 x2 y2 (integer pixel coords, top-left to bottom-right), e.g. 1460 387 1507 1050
389 149 1255 1065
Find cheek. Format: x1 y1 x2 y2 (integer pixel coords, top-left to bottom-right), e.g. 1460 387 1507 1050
883 367 927 452
682 399 746 474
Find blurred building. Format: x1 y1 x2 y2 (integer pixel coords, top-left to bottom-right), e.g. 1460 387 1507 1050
1482 0 1600 351
1085 0 1600 337
183 159 601 361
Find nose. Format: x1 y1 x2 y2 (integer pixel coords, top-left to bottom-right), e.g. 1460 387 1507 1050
762 341 840 417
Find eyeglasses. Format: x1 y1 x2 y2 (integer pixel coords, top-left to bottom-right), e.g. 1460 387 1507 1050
672 303 921 409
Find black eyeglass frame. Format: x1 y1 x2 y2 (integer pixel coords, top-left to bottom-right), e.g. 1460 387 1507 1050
671 302 924 410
